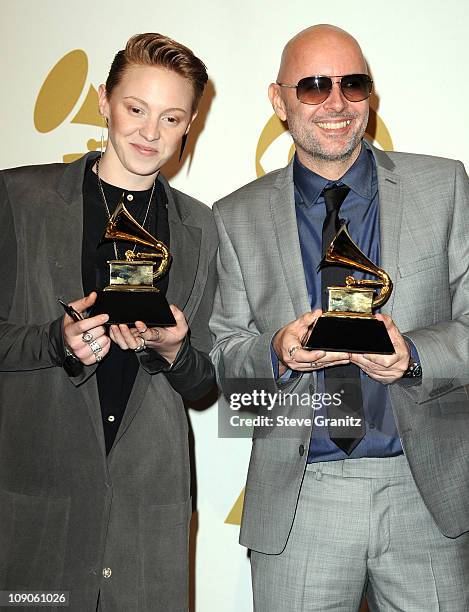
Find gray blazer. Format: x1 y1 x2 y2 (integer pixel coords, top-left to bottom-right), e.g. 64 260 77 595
0 152 218 611
210 144 469 554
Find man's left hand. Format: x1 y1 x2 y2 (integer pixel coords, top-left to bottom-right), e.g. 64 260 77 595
350 314 410 384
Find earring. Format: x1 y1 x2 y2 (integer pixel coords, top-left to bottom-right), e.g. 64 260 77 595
100 115 108 158
179 133 188 162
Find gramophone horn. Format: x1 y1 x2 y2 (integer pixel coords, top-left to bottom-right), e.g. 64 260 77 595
105 201 159 249
321 224 392 308
104 200 171 281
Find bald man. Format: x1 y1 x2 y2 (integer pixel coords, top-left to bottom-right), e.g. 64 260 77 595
210 25 469 611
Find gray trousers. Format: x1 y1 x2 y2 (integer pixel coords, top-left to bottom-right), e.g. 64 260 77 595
251 455 469 611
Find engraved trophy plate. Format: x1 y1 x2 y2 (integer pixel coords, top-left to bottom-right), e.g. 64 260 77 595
327 287 374 315
108 261 154 289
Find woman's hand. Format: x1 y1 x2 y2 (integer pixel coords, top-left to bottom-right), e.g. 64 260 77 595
63 292 111 365
110 304 188 365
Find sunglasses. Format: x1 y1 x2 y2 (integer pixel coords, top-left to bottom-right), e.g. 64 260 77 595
276 74 373 105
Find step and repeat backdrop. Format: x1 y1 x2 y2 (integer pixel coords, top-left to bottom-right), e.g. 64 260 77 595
1 0 468 610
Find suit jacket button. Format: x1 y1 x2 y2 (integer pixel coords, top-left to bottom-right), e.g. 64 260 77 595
299 444 305 456
103 567 112 578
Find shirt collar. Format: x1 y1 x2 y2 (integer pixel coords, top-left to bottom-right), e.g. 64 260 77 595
293 140 375 207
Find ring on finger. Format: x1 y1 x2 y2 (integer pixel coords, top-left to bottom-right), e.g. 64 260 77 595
288 345 301 359
89 340 102 354
95 353 102 363
134 336 146 353
82 331 93 343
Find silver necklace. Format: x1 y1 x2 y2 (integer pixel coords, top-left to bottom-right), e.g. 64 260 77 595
95 158 156 260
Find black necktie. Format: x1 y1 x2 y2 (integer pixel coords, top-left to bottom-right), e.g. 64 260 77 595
320 185 365 455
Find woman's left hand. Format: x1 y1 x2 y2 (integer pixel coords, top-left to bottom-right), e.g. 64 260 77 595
109 304 188 364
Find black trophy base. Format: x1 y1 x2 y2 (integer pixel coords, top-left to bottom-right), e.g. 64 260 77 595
89 290 176 327
305 315 394 354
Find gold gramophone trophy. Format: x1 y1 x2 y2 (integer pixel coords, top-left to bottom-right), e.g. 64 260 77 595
306 224 394 354
90 199 176 326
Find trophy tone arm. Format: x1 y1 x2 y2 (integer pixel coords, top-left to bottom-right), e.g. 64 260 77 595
345 272 393 309
124 247 171 282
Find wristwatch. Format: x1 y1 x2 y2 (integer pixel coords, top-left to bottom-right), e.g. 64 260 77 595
402 359 422 378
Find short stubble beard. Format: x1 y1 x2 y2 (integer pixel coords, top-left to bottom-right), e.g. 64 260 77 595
287 107 369 164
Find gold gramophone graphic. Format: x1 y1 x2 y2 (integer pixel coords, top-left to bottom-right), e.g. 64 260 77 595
34 50 104 162
306 224 394 354
90 199 176 326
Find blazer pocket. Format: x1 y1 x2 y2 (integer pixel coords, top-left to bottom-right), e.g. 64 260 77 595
439 387 469 415
0 489 70 589
398 251 447 277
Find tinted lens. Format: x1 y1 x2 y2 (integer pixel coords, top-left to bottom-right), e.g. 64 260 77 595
340 74 372 102
296 76 332 105
295 74 372 105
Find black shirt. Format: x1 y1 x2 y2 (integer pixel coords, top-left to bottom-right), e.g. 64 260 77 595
82 159 170 454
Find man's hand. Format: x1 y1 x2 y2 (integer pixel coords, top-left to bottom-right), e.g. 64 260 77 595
63 292 111 365
350 314 410 383
109 304 188 365
272 309 351 375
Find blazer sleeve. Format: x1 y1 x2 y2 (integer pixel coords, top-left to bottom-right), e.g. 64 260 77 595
395 160 469 403
165 249 217 401
209 202 279 396
0 172 66 372
139 218 218 402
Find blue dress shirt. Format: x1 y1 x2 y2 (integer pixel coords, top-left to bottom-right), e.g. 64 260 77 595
280 143 404 461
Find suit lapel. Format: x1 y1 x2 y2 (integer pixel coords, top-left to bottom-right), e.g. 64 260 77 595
371 145 404 316
113 178 205 446
56 152 107 458
55 153 89 303
270 163 311 318
165 195 201 315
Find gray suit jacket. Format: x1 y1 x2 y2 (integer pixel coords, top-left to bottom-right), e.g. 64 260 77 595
210 144 469 554
0 153 218 610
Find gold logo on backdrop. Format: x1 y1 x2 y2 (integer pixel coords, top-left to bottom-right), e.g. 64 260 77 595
255 108 394 177
225 488 245 526
225 110 395 527
34 50 104 163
